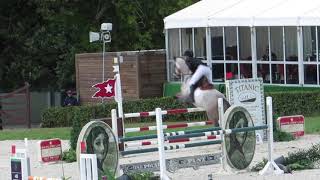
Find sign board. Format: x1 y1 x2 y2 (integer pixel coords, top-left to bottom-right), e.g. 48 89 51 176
11 158 22 180
277 115 304 137
226 78 265 139
38 139 62 163
11 148 29 180
120 153 222 174
77 121 119 178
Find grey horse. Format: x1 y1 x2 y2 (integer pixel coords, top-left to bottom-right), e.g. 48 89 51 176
175 57 230 126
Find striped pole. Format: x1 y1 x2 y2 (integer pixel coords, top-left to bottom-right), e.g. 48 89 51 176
125 120 214 133
121 139 222 156
119 127 221 142
120 125 267 143
124 107 205 118
166 125 268 141
125 135 220 147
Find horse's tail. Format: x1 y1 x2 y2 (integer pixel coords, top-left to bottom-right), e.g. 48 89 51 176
223 98 231 112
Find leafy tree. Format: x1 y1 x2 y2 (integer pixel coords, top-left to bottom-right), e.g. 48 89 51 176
0 0 198 91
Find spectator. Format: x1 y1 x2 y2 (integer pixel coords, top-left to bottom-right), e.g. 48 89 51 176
262 47 277 61
63 90 78 106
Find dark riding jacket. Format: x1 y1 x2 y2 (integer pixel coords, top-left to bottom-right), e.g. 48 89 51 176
185 57 206 74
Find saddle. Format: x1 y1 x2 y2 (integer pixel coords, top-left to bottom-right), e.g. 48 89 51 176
196 76 214 90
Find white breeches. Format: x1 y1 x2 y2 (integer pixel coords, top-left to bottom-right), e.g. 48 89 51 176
188 65 212 86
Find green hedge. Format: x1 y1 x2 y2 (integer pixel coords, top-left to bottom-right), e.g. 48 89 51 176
266 91 320 116
41 97 207 128
41 103 117 128
42 90 320 128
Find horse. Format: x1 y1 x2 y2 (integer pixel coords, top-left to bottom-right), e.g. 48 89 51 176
174 57 230 126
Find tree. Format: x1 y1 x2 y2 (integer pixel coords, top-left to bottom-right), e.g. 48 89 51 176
0 0 198 91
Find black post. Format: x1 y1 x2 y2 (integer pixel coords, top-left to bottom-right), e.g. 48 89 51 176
25 82 31 128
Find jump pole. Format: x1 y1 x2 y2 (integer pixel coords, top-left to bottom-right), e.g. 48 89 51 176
124 135 220 147
119 126 221 142
121 139 222 156
123 107 205 118
125 120 214 133
259 97 284 175
156 108 170 180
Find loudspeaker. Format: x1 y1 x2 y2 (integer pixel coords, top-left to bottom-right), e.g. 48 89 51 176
89 31 100 43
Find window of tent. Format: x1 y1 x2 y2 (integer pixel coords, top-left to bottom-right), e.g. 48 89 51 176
285 27 298 62
270 27 284 61
211 27 224 60
194 28 206 60
224 27 238 61
239 27 251 61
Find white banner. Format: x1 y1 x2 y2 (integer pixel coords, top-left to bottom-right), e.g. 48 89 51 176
226 78 265 139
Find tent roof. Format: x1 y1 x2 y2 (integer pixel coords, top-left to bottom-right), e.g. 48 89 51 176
164 0 320 29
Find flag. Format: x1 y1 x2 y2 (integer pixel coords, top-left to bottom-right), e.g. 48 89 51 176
92 78 116 98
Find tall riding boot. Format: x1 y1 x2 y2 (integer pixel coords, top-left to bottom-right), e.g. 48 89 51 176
189 84 196 103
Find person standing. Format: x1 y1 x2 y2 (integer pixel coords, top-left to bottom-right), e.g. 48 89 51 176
63 90 78 106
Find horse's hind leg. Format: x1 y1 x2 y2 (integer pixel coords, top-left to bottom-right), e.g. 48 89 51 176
206 98 230 127
206 110 220 127
223 98 231 112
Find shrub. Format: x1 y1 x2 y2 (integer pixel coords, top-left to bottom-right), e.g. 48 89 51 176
41 97 205 128
273 130 295 142
127 172 158 180
62 148 76 163
252 143 320 172
272 114 295 142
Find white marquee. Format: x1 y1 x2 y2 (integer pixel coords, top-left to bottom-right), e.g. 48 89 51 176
164 0 320 29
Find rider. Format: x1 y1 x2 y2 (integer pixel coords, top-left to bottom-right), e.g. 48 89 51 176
184 49 213 102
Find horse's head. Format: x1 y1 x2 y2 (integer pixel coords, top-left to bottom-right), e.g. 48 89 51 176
174 57 192 76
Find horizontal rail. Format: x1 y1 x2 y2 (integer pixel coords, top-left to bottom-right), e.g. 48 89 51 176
120 127 221 142
125 135 220 147
166 125 268 140
121 140 222 156
121 125 268 142
124 107 205 118
125 120 215 133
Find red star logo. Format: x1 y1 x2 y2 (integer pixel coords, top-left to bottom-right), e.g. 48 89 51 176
92 78 116 98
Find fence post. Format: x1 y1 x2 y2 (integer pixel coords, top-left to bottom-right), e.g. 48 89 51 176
218 98 228 172
80 154 98 180
259 96 283 175
155 108 169 180
25 83 31 128
111 109 121 177
111 109 118 140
